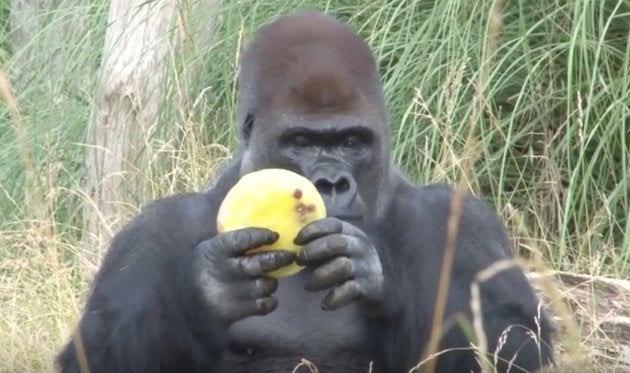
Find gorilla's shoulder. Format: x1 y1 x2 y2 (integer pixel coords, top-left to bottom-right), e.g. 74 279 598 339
389 182 512 256
395 182 501 221
136 192 215 224
108 191 220 256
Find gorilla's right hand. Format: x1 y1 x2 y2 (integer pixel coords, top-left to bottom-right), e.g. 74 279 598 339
192 228 295 326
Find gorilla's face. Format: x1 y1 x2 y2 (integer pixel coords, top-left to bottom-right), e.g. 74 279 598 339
235 11 394 222
240 112 389 221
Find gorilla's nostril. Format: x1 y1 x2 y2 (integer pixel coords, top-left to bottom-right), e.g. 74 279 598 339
315 179 334 195
336 178 350 194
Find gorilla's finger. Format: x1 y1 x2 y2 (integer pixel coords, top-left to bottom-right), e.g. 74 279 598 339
253 296 279 316
251 277 279 298
296 234 360 265
217 277 278 299
321 281 362 311
294 217 343 245
227 296 279 320
338 220 369 239
257 250 297 273
304 256 353 292
238 250 296 277
217 228 279 257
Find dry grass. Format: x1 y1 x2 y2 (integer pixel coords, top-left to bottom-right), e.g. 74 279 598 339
0 226 86 373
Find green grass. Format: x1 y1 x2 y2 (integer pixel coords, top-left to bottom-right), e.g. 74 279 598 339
0 0 629 372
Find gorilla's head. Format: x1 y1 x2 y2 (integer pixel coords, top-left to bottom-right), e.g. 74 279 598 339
235 11 396 222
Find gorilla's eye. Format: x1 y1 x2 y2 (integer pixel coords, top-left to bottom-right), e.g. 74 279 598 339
343 136 362 149
292 135 311 147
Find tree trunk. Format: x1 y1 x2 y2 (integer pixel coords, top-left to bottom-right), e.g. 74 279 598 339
83 0 218 265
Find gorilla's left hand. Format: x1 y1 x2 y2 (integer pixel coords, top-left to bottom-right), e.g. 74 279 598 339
294 217 384 311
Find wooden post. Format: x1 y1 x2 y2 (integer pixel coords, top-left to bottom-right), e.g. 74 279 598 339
83 0 218 264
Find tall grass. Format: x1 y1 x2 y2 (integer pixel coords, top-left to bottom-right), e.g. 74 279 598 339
0 0 628 372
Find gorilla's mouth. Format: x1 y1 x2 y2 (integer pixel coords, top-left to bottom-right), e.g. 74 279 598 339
322 193 366 220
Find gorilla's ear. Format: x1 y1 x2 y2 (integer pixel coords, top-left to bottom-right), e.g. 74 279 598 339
241 113 254 143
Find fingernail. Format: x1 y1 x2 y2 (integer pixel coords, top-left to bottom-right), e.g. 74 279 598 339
321 292 333 310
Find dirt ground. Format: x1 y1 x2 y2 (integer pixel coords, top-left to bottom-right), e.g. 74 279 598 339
532 272 630 372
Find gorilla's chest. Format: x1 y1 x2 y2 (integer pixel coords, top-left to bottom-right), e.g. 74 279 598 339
224 270 372 371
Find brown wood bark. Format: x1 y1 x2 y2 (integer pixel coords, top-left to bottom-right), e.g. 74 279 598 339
83 0 218 265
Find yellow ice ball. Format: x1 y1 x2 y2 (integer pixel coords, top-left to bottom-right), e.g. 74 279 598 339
216 168 327 278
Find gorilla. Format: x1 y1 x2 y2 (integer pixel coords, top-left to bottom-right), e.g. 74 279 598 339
57 10 554 373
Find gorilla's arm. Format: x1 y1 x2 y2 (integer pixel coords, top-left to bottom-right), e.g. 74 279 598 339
56 193 226 373
56 162 295 373
376 183 554 373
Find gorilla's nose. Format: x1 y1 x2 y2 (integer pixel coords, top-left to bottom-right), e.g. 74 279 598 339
313 174 352 197
311 170 364 219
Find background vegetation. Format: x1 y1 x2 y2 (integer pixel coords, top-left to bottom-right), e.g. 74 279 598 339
0 0 628 371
